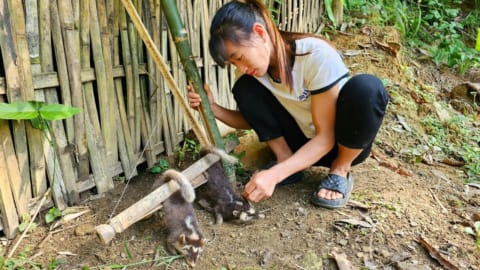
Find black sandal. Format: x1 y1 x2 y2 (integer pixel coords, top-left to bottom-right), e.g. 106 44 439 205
312 173 353 209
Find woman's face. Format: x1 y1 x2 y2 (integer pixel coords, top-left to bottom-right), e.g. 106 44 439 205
223 24 271 77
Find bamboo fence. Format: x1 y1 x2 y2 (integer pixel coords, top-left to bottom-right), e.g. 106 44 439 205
0 0 326 239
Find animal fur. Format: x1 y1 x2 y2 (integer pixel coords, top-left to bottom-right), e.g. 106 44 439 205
151 169 205 267
200 146 263 224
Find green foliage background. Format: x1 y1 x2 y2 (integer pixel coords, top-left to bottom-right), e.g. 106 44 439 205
342 0 480 74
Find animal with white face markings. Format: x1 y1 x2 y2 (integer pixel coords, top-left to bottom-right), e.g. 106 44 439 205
151 169 205 267
200 146 264 224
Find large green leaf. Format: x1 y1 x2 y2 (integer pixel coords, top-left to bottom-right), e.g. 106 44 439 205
0 101 81 121
0 102 38 119
324 0 336 26
39 103 81 120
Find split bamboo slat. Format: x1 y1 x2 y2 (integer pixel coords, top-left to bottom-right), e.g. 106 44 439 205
0 128 20 239
0 0 36 219
58 1 88 196
0 0 326 238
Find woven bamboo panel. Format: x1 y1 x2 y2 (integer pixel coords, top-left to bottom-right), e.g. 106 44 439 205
0 0 327 238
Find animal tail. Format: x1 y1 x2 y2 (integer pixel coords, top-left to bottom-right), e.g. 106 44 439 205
201 145 238 164
161 169 196 203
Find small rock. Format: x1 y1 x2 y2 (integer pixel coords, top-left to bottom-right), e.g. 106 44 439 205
380 249 391 258
307 227 323 234
260 250 271 265
433 102 451 123
302 251 323 270
338 239 348 246
280 231 290 239
296 207 308 216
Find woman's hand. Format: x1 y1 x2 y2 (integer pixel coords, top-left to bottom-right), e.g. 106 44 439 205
186 83 251 129
242 169 281 203
187 83 215 110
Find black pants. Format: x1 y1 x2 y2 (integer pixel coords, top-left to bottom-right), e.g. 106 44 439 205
232 74 389 167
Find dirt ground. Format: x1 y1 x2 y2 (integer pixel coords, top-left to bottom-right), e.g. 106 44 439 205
2 27 480 269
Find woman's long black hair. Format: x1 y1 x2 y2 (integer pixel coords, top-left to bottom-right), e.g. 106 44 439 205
209 0 295 90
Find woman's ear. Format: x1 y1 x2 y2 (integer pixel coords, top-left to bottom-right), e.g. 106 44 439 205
252 23 268 41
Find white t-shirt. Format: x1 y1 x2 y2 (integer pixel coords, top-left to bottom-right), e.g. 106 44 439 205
255 37 349 138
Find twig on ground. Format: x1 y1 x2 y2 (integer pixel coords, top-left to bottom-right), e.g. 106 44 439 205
429 188 448 214
258 206 279 214
415 235 459 270
7 188 51 258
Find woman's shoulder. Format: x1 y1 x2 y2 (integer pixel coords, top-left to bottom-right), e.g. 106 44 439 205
295 37 333 53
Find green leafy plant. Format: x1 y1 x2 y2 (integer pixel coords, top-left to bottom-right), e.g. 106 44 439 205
149 158 170 174
0 101 80 128
45 207 62 224
18 213 37 233
265 0 282 25
123 240 134 260
0 101 81 259
343 0 480 74
47 258 65 269
175 137 201 165
418 113 480 183
100 246 182 269
324 0 346 27
1 246 43 270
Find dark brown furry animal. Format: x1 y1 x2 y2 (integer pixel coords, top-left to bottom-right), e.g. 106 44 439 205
201 146 263 224
151 169 205 267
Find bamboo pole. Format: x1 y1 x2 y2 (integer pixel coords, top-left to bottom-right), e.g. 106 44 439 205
49 0 74 142
159 0 221 146
84 100 111 193
96 0 118 164
146 0 161 146
159 0 236 181
160 24 176 155
0 0 34 217
120 0 209 146
56 0 86 203
0 128 19 239
137 0 156 168
53 0 82 204
88 0 116 192
39 0 77 205
166 23 182 147
81 0 113 193
117 0 138 176
127 3 142 152
113 0 137 179
136 5 156 171
25 0 40 63
13 0 46 205
0 120 27 216
333 0 343 26
144 0 155 128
